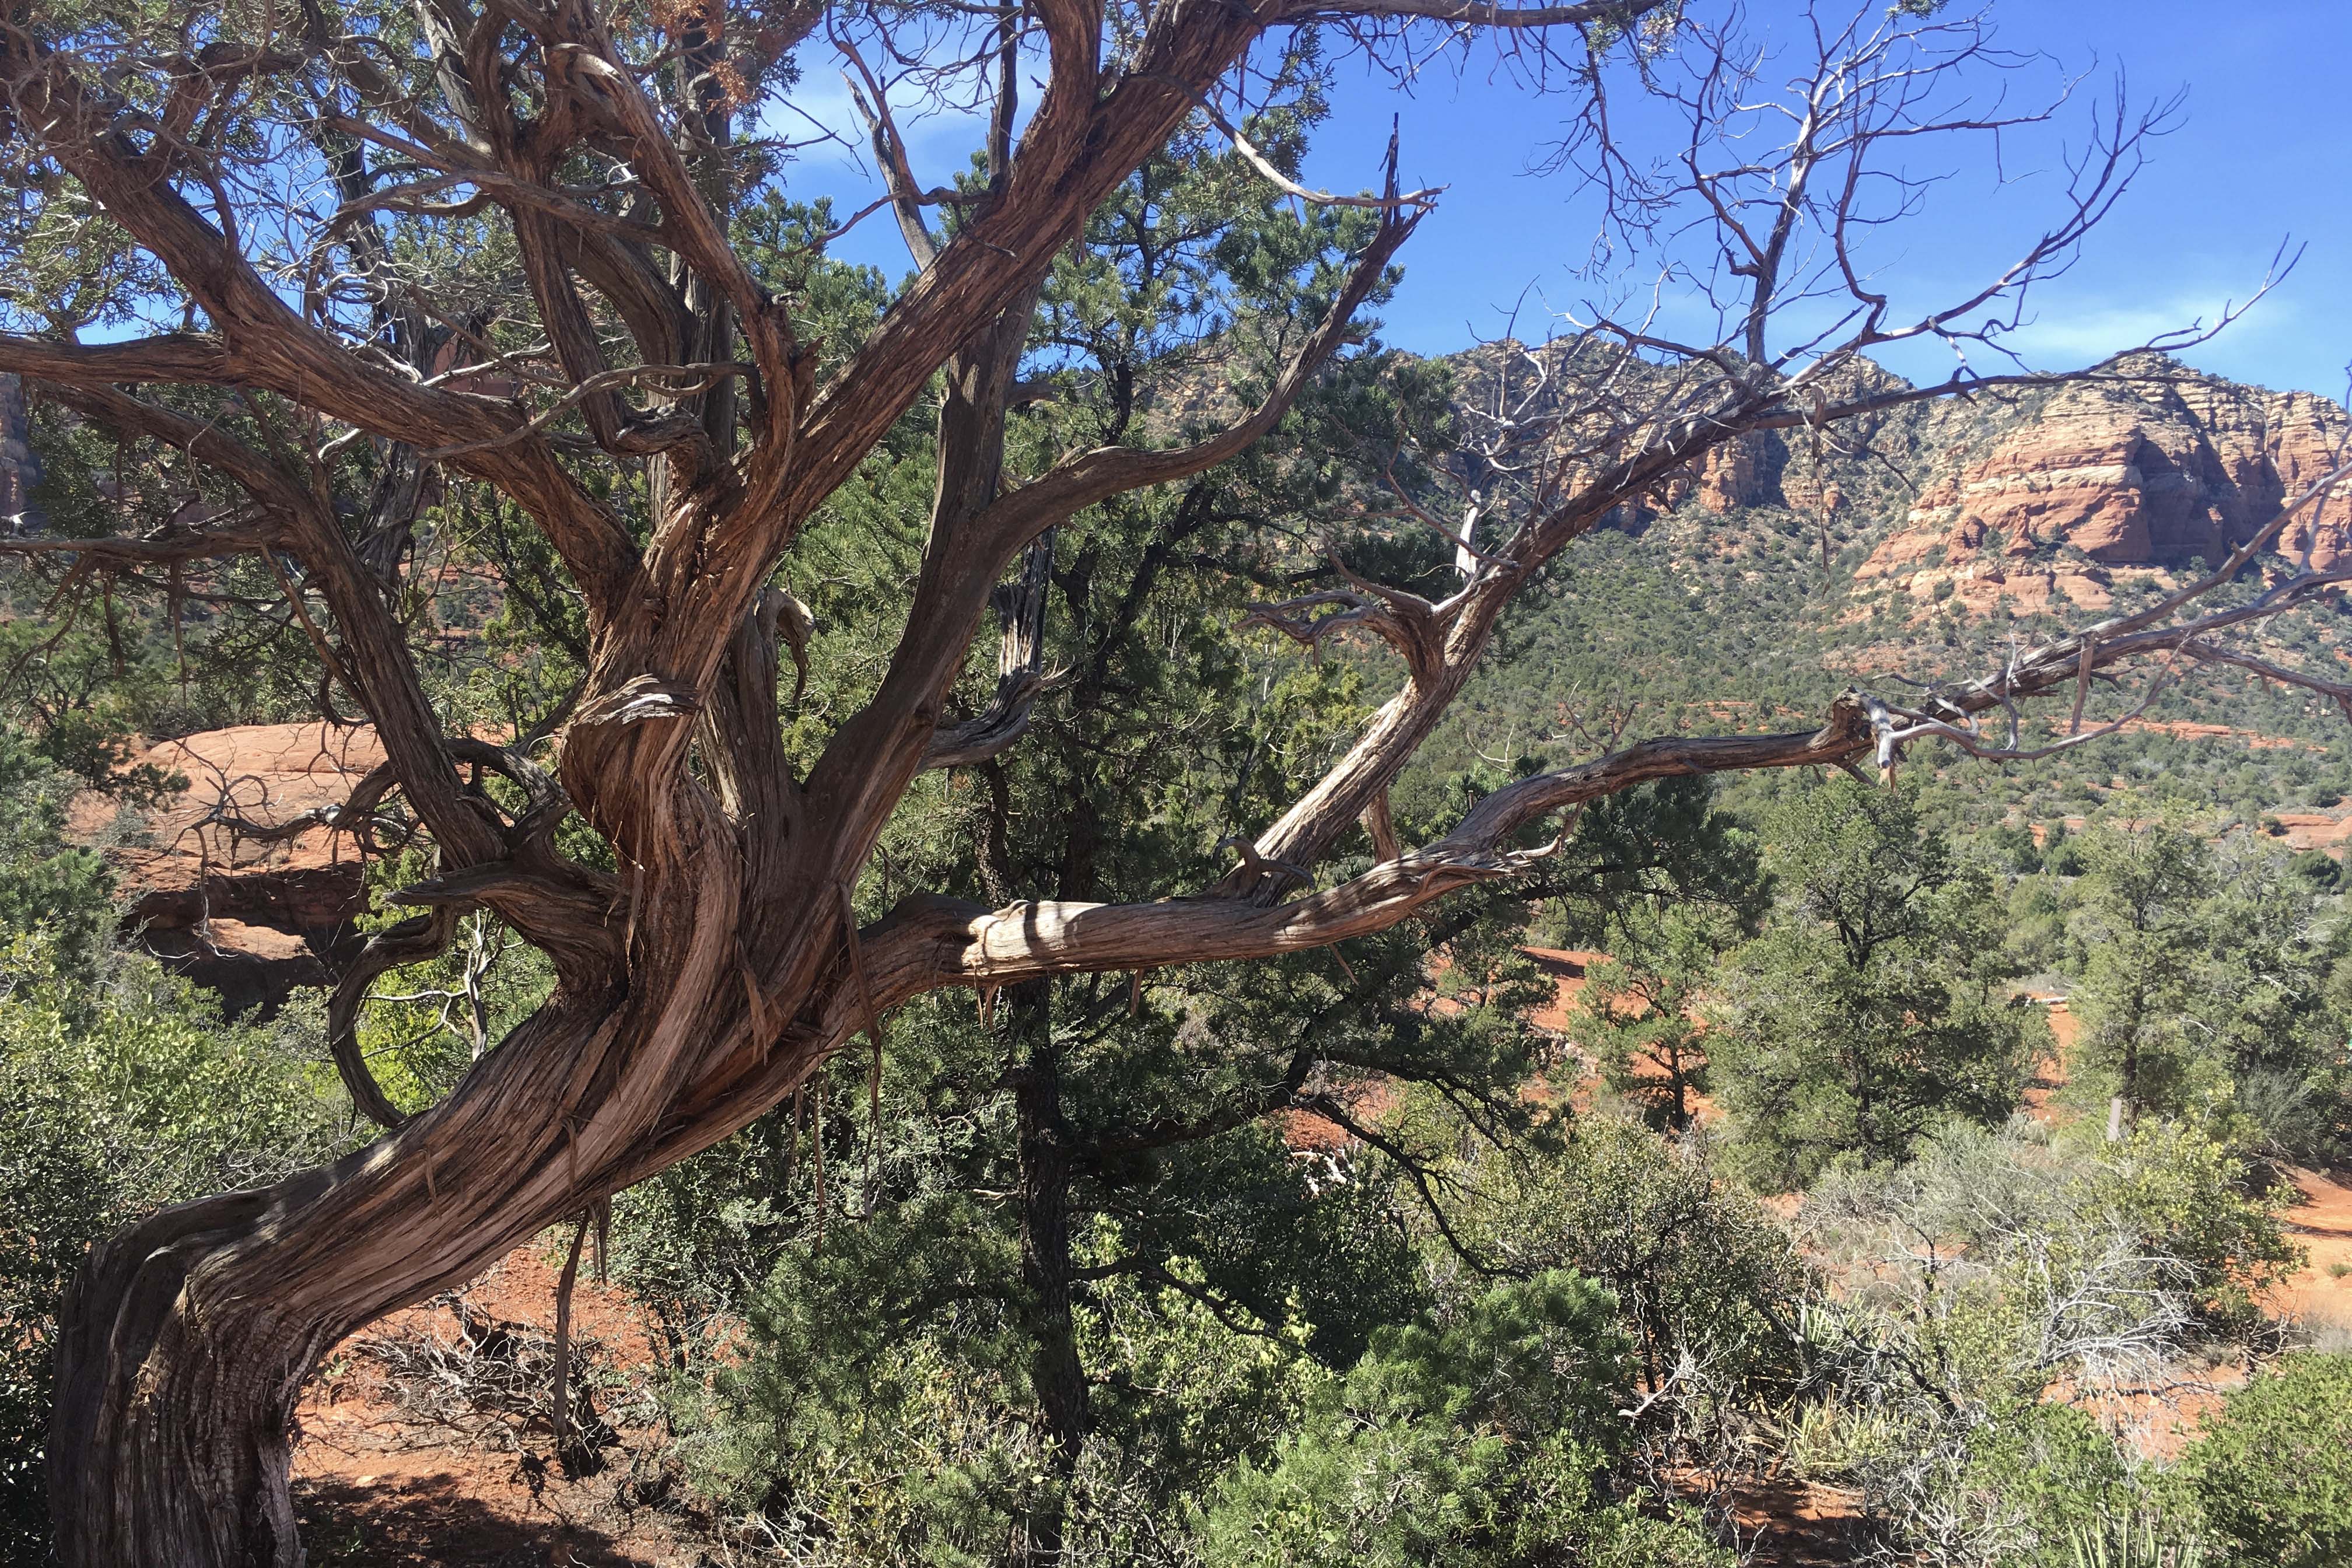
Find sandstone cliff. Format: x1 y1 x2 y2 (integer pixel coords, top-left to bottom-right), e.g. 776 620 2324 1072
1853 366 2351 616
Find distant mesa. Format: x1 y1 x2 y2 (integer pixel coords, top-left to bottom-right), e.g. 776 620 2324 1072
1436 341 2350 622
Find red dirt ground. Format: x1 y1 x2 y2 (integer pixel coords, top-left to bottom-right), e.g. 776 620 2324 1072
1724 1477 1867 1566
2276 1166 2352 1342
292 1248 712 1567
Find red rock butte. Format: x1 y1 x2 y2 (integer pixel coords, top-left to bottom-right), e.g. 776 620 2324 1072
1856 370 2352 615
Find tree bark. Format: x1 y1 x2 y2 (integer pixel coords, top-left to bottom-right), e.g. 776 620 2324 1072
47 1188 316 1568
551 1214 591 1475
2109 1032 2139 1143
1009 982 1088 1568
44 960 796 1566
1667 1045 1693 1133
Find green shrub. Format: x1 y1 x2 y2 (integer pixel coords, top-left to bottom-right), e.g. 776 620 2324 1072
2063 1510 2207 1568
1966 1401 2140 1566
2288 848 2340 891
2085 1122 2302 1331
1198 1270 1727 1568
2180 1353 2352 1568
1457 1109 1811 1402
1790 1124 2295 1564
0 936 348 1558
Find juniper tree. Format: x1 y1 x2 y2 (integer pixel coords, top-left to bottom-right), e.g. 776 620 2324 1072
1576 905 1738 1132
2069 816 2217 1140
1712 780 2041 1185
0 2 2344 1560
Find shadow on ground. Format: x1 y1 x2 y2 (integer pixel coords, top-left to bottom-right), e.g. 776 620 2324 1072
295 1473 659 1568
1730 1477 1872 1568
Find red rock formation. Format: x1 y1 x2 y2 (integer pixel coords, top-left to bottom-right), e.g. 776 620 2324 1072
1662 430 1780 513
1857 367 2352 611
74 723 384 1012
1697 433 1768 512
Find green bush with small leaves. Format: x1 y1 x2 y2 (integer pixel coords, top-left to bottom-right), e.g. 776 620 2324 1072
1199 1270 1728 1568
2179 1353 2352 1568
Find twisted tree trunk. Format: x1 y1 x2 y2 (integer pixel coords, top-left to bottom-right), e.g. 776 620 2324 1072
44 934 781 1566
48 1189 317 1568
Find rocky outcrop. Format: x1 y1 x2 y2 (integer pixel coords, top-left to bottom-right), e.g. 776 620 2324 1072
1428 345 2337 612
1662 431 1781 513
1434 341 1922 534
1857 368 2352 608
75 723 384 1013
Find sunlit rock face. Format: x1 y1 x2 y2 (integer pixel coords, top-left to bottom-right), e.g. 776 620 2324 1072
72 723 383 1015
1861 372 2352 592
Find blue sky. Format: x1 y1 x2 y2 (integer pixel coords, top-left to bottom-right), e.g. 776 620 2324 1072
1287 1 2352 397
804 2 2352 398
